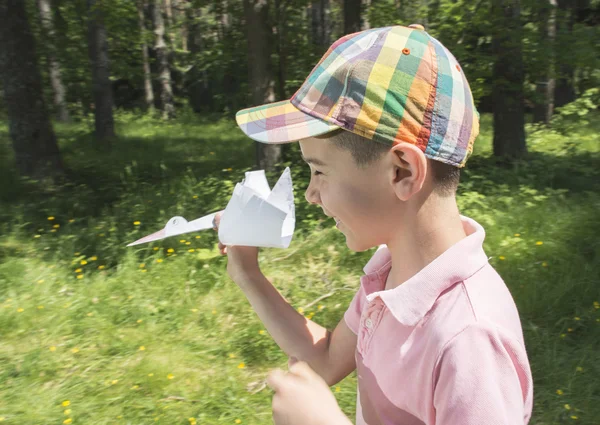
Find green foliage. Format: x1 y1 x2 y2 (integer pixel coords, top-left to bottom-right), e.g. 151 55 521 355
550 88 600 134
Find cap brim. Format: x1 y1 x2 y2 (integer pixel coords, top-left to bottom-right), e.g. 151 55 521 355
236 99 341 144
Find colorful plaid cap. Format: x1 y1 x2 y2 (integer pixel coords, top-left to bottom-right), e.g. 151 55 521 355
235 24 480 168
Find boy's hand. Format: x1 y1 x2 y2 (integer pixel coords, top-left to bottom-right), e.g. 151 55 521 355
212 211 260 282
266 358 352 425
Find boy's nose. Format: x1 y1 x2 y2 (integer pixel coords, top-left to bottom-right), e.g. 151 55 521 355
305 186 321 206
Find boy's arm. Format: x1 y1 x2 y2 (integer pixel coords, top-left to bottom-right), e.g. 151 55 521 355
236 271 357 386
433 324 533 425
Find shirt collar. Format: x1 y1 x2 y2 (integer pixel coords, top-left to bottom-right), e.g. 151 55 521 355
362 215 490 326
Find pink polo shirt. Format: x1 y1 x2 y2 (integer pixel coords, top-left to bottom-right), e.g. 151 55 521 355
344 215 533 425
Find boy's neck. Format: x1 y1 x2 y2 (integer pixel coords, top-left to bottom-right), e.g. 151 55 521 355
384 198 467 291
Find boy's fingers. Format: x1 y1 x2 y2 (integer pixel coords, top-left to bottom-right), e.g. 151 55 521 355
212 211 223 230
266 368 288 392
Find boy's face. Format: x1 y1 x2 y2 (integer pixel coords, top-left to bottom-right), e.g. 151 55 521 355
299 136 401 252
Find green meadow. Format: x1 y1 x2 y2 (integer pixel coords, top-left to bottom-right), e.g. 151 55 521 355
0 111 599 424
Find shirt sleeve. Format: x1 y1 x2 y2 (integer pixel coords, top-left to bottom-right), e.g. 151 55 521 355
343 283 367 335
432 324 532 425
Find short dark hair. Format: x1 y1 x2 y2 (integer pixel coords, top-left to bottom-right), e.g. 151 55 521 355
321 128 460 197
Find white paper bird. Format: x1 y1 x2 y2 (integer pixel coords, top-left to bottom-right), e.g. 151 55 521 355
127 167 295 248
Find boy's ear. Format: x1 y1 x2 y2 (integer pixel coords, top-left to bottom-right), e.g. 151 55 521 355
389 142 427 201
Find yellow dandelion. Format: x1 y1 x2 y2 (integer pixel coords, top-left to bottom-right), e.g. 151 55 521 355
98 233 105 237
156 259 163 263
189 418 197 423
139 263 146 268
76 274 84 279
259 330 266 335
237 362 245 369
74 252 80 256
318 305 324 311
193 195 198 199
48 216 55 221
98 265 105 270
297 307 304 314
227 168 233 171
190 308 198 312
576 366 583 372
335 386 341 392
167 373 174 379
564 404 571 410
141 269 147 273
179 239 186 243
49 346 56 352
167 248 174 253
514 233 520 237
542 262 548 267
53 224 60 229
117 415 123 419
560 333 566 338
137 319 143 323
63 419 72 424
153 247 159 251
574 317 580 321
148 373 154 377
90 256 97 261
71 348 80 353
556 389 564 395
536 241 543 246
594 301 599 309
62 400 70 407
37 305 44 309
139 346 146 351
195 236 201 239
188 249 195 253
87 313 93 317
34 234 41 238
185 242 191 245
212 309 217 315
229 353 236 358
37 279 44 283
64 409 71 415
80 260 87 265
571 415 578 420
75 268 82 273
112 379 119 385
499 256 506 260
133 221 141 226
568 328 573 332
50 229 57 233
17 308 24 313
69 219 74 223
235 420 241 424
131 385 139 390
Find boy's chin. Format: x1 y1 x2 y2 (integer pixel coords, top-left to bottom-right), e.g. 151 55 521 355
344 234 378 252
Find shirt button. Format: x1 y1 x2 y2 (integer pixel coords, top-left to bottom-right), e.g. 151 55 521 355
365 318 373 329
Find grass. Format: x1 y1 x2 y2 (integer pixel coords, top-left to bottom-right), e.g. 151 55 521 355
0 110 599 424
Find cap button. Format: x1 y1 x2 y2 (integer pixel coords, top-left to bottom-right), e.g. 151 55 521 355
408 24 425 31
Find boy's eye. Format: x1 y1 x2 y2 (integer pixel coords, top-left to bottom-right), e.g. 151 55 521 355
312 170 323 176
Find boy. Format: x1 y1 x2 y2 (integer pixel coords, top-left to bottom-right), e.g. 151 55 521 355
213 24 534 425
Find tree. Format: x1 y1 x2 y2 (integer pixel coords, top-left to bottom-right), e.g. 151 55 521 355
243 0 282 171
0 0 64 178
153 0 175 119
137 0 155 112
491 0 527 162
38 0 71 123
344 0 361 34
310 0 332 48
533 0 557 124
87 0 116 146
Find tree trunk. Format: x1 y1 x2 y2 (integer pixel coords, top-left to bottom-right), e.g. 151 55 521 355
0 0 64 178
87 0 116 146
274 0 287 101
186 6 213 113
38 0 70 123
344 0 362 34
554 0 576 107
532 0 557 124
153 0 175 119
137 0 155 112
491 0 527 162
243 0 281 171
164 0 175 47
311 0 331 48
